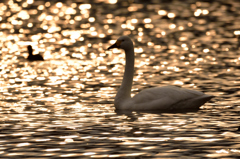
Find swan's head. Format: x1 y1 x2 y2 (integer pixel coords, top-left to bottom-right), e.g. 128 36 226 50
108 36 133 51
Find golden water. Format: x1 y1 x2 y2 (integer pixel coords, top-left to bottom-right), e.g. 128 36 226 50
0 0 240 158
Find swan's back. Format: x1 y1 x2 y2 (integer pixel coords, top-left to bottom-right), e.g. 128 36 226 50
119 86 213 110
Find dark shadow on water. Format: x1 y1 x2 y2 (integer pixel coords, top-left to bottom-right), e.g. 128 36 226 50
115 108 200 116
115 108 200 122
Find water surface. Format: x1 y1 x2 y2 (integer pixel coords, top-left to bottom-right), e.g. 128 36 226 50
0 0 240 158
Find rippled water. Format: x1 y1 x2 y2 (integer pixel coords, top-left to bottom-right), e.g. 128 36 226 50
0 0 240 158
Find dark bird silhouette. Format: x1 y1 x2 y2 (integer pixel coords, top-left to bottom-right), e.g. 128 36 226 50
27 45 44 61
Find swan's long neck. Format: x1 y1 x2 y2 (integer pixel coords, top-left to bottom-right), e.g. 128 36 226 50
115 46 135 107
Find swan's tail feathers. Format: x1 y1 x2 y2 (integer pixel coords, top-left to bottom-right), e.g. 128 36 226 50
199 94 214 103
204 94 214 101
186 94 214 109
171 94 214 110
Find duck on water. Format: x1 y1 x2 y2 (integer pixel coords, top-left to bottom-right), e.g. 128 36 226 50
27 45 44 61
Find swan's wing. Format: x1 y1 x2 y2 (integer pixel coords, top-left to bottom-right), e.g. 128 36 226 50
133 86 204 103
131 86 211 110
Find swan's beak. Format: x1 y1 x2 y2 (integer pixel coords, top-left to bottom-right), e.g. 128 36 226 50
107 40 121 50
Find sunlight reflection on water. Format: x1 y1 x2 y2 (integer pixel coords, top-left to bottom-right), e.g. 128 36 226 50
0 0 240 158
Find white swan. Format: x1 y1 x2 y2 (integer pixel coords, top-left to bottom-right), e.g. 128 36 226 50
108 36 213 110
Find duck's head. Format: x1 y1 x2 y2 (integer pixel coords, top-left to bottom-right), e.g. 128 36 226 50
27 45 33 52
108 36 133 51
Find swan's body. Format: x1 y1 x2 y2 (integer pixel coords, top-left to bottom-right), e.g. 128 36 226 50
108 36 213 110
27 45 44 61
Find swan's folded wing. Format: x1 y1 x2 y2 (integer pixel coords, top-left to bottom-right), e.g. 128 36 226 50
131 86 207 110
